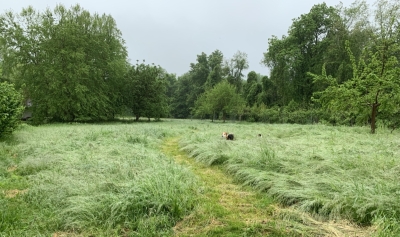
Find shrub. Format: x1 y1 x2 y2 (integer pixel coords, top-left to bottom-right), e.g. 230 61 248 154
0 82 24 138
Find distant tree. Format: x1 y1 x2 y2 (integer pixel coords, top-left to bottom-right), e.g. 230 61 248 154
260 75 278 106
263 3 343 105
188 52 209 103
205 50 224 89
125 61 167 121
194 80 245 122
164 73 177 118
225 51 249 92
170 73 192 118
243 71 262 107
262 35 294 106
326 0 372 84
0 82 24 137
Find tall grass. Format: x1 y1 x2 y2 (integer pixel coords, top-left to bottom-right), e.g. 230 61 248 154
2 119 399 236
180 121 400 235
0 122 200 236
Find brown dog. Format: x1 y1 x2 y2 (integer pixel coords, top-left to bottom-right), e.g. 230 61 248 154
222 132 234 140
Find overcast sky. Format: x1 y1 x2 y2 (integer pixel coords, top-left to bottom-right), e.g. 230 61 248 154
2 0 375 77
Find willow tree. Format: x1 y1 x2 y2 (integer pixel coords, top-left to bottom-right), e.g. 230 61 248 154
0 4 128 123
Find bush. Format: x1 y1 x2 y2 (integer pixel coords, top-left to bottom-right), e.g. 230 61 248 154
0 82 24 138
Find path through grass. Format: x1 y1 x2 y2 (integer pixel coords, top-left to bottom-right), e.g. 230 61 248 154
162 137 373 237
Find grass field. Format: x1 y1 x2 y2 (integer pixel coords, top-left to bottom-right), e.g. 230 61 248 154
0 121 199 236
179 120 400 236
1 119 399 236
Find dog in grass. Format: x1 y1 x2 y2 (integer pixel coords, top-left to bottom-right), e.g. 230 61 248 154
222 132 234 140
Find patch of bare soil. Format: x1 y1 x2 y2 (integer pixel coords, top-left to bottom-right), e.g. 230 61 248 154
4 189 28 198
7 165 17 172
52 232 83 237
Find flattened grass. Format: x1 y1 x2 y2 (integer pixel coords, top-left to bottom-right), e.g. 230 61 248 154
1 120 396 236
180 122 400 235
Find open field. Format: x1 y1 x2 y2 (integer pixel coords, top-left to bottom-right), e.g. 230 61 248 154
1 119 399 236
0 121 199 236
180 120 400 236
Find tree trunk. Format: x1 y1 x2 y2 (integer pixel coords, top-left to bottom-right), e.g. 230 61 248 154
370 90 381 134
370 103 379 134
135 115 140 121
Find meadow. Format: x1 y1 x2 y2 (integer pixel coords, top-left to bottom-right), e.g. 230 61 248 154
180 121 400 235
0 119 399 236
0 121 199 236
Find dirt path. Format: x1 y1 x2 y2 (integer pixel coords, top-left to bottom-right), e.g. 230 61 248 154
162 137 375 237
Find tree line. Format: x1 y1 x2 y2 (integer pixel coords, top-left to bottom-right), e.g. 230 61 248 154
170 0 400 133
1 0 400 135
0 4 171 128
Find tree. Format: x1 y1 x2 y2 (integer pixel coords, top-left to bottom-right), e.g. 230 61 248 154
243 71 262 107
311 40 400 133
170 73 192 118
194 80 245 122
262 35 294 106
184 52 210 114
331 0 373 84
164 73 177 118
263 3 344 105
125 61 167 121
225 51 249 92
0 82 24 137
311 0 400 134
260 75 278 106
0 4 128 123
205 50 224 89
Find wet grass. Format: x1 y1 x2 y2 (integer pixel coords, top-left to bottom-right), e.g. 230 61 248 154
1 120 394 236
0 122 199 236
180 121 399 236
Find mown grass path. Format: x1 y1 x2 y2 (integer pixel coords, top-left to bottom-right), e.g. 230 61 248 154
162 137 374 237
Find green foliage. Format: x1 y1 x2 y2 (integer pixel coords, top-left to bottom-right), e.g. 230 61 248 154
311 37 400 133
243 71 263 107
194 80 245 122
170 73 192 118
205 50 224 89
0 82 24 137
125 62 168 121
263 3 340 105
245 103 320 124
224 51 249 92
0 4 128 124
